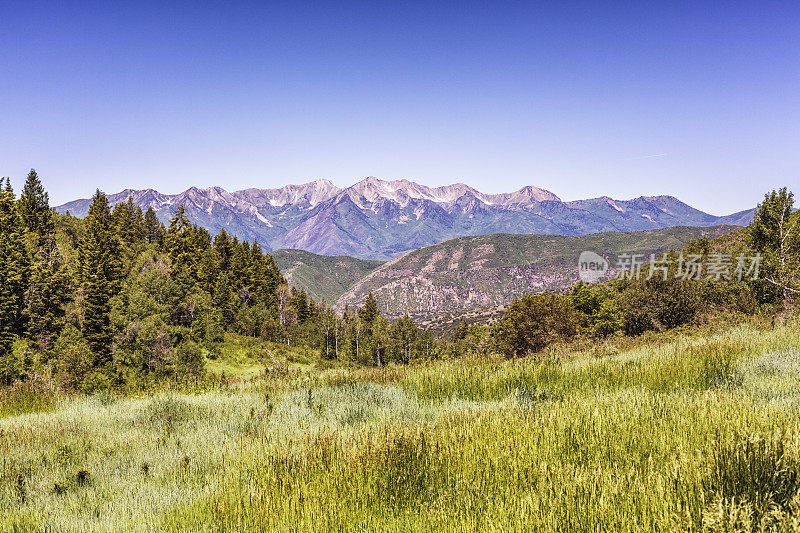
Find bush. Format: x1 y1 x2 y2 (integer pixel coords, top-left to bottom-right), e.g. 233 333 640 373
618 278 699 334
204 311 225 344
0 340 23 386
571 284 622 337
0 373 60 417
173 339 204 378
138 393 205 429
592 299 622 337
52 326 93 390
492 294 578 357
81 371 112 394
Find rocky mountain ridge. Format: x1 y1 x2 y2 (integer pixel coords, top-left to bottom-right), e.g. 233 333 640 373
57 177 754 259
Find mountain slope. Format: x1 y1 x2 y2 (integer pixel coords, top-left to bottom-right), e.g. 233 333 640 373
335 225 740 318
271 249 384 304
56 177 754 259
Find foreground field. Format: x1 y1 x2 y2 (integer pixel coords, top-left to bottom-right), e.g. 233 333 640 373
3 322 800 531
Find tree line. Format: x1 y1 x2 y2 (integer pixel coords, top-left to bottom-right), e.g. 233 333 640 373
1 172 797 390
0 171 442 390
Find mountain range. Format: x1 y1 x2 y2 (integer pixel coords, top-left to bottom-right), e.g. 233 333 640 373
56 177 754 260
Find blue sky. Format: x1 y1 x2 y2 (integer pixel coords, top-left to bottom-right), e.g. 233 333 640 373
1 1 798 214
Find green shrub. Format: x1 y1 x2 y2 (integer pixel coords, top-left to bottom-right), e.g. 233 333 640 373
81 371 112 394
52 325 93 390
492 294 578 357
173 339 204 379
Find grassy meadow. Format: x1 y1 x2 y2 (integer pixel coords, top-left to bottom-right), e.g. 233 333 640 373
4 322 800 531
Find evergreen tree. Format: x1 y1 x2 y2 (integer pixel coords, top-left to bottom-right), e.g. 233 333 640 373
213 230 234 273
212 273 234 326
294 290 309 324
0 179 30 337
197 247 219 295
230 240 251 304
390 315 418 363
112 196 146 246
165 206 195 276
143 206 163 244
26 236 71 352
131 199 145 243
358 291 380 326
0 179 30 382
80 190 122 366
17 169 53 238
248 243 283 309
83 270 112 365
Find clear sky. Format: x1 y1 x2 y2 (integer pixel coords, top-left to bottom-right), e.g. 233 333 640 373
1 1 798 215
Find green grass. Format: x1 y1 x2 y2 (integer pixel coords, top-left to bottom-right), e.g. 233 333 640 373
4 321 800 531
0 374 62 418
204 334 318 379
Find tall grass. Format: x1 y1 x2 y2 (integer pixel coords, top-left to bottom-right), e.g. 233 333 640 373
0 373 62 418
317 323 791 402
3 321 800 531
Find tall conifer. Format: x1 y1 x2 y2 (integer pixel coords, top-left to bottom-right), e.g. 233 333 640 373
80 190 121 366
17 169 53 238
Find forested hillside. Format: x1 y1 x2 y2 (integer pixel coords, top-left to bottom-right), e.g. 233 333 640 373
0 171 294 389
271 249 383 304
337 225 740 318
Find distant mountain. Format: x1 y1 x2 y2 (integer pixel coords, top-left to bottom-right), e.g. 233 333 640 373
335 225 740 319
56 177 754 260
271 249 384 305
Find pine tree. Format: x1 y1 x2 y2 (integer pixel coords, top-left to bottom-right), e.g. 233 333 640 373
294 290 309 324
143 207 163 244
165 205 194 275
197 247 219 295
249 244 283 309
26 236 72 352
0 178 29 382
358 291 380 325
17 169 53 238
391 315 418 363
131 199 145 243
230 240 251 304
0 179 30 336
80 190 122 366
187 224 211 271
212 273 234 326
112 196 146 246
83 271 111 366
213 230 234 273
